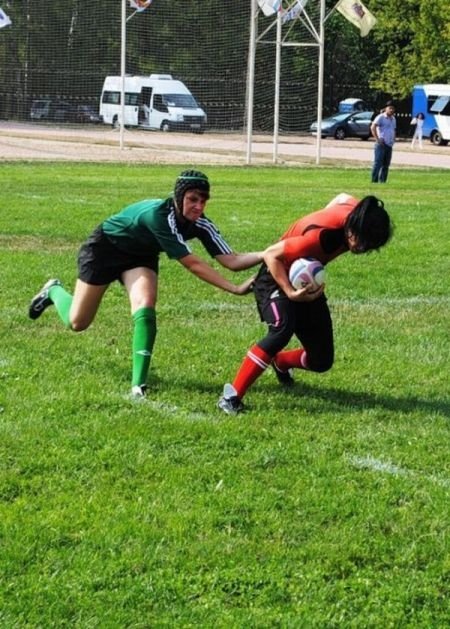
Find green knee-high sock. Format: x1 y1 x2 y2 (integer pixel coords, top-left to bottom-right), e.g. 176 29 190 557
48 284 73 328
132 307 157 387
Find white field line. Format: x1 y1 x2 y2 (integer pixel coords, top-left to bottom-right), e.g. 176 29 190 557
347 454 450 489
163 295 450 315
126 396 211 422
334 296 450 307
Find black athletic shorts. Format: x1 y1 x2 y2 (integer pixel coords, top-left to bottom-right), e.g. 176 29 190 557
252 263 334 370
77 225 159 285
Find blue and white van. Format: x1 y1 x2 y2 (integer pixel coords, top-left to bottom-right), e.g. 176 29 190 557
412 84 450 146
100 74 207 133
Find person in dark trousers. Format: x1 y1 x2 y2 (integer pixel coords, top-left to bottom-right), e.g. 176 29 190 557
29 170 263 398
370 101 396 183
218 193 393 414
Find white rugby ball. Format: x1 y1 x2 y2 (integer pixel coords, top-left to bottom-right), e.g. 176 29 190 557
289 257 325 289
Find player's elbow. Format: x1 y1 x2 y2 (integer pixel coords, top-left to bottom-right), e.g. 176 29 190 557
216 254 239 271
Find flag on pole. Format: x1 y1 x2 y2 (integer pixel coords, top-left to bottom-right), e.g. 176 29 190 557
257 0 282 18
282 0 309 24
129 0 153 12
0 7 11 28
335 0 377 37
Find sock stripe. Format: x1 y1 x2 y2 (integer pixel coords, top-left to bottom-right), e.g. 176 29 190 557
247 349 270 370
300 350 308 369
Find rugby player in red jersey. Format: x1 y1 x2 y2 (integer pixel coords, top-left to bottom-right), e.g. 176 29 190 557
218 193 393 414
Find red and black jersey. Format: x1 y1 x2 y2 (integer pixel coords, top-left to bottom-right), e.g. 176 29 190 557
253 194 360 306
281 194 359 268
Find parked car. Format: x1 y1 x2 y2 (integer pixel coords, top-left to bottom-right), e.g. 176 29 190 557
73 104 103 124
30 99 75 122
338 97 368 113
310 111 374 140
30 99 52 120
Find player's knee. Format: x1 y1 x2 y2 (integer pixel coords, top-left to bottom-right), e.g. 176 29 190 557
307 355 333 373
69 317 90 332
260 333 292 356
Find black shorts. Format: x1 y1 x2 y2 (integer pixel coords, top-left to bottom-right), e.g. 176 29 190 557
253 263 334 370
77 225 159 285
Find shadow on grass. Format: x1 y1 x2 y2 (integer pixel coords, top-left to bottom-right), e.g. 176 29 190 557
286 381 450 418
175 376 449 418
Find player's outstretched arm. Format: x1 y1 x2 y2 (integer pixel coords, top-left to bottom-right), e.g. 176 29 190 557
179 254 253 295
215 251 264 271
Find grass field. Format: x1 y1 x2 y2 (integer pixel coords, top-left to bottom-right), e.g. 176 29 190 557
1 162 449 627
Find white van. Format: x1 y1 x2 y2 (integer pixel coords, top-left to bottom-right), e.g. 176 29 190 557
100 74 207 133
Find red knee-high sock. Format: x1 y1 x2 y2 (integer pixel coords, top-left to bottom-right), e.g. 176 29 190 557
273 348 309 371
232 345 272 399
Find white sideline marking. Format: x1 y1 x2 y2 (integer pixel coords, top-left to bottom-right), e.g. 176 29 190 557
347 454 450 489
164 296 450 315
335 296 450 307
138 398 210 422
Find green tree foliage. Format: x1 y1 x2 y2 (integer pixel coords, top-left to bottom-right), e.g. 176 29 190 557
369 0 450 97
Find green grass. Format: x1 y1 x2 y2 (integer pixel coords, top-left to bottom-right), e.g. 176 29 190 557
1 163 449 627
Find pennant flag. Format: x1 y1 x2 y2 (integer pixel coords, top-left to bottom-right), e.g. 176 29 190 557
335 0 377 37
0 7 11 28
257 0 282 18
129 0 153 12
282 0 309 24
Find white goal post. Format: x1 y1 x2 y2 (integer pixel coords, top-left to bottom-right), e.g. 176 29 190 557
246 0 326 165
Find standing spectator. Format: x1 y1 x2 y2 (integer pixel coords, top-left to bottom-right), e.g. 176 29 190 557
370 101 396 183
411 112 425 149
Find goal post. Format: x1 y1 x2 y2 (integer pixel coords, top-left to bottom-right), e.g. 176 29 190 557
245 0 326 164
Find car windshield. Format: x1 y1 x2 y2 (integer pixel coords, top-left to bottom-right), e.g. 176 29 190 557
32 101 48 109
163 93 198 108
325 113 351 122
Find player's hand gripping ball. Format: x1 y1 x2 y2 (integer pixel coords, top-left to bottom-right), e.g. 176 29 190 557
289 257 325 290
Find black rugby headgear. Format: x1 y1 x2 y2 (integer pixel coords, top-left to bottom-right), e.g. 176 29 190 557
174 170 210 209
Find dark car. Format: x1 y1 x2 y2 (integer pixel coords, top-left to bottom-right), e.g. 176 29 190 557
310 111 374 140
74 105 103 124
30 99 75 122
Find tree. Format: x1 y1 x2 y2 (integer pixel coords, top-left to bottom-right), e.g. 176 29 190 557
369 0 450 97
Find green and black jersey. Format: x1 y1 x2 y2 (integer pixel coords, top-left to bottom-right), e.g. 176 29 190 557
103 197 233 260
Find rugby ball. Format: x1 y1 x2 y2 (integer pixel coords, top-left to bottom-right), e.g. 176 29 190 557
289 257 325 289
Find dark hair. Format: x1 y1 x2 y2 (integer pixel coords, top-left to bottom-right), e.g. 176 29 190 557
174 170 210 209
345 196 392 252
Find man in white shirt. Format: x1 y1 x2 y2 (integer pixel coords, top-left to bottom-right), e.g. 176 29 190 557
370 101 397 183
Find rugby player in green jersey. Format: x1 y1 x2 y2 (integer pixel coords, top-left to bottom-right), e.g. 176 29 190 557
29 170 263 398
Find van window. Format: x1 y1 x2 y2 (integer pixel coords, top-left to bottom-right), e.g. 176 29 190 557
163 93 198 108
102 91 120 105
430 95 450 115
125 93 140 106
153 94 168 113
102 91 140 106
